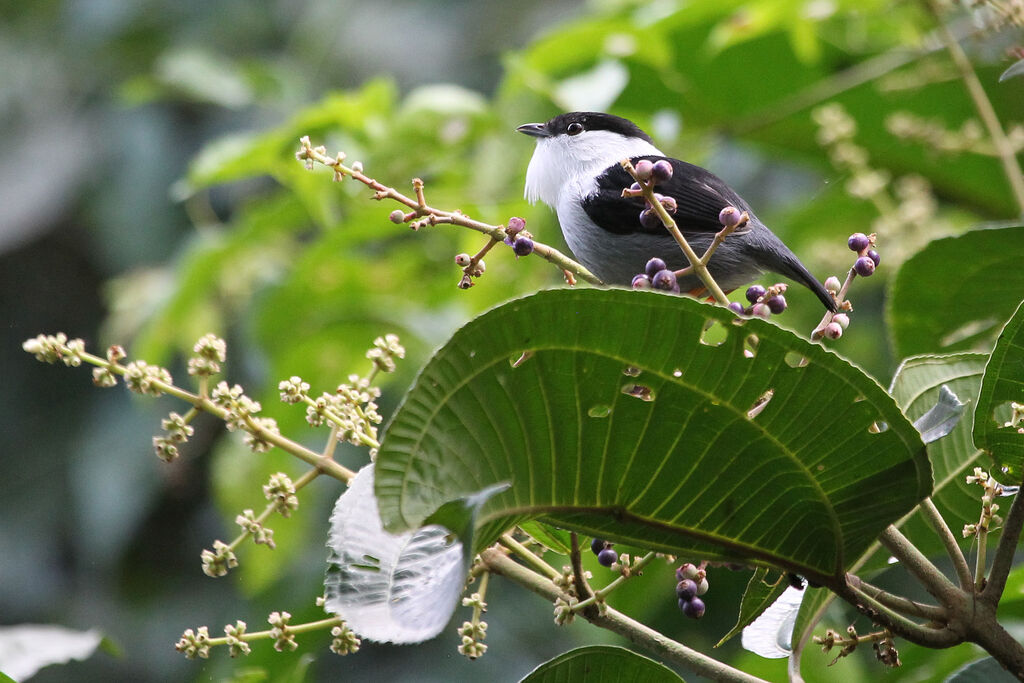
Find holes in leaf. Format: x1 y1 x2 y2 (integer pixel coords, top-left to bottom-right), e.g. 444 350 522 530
699 319 728 347
622 365 642 377
743 334 759 359
784 351 808 368
621 383 656 402
747 389 774 419
588 404 612 418
868 421 889 434
672 368 683 378
991 401 1021 429
352 555 382 572
510 350 533 368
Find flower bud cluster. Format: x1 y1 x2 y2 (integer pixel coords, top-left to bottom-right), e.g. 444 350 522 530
153 412 195 463
268 611 298 652
366 334 405 373
224 621 251 657
457 618 488 659
201 539 238 578
175 626 211 659
188 334 227 377
22 332 86 366
963 467 1006 537
235 509 275 548
210 381 280 452
263 472 299 517
330 622 361 655
123 360 173 396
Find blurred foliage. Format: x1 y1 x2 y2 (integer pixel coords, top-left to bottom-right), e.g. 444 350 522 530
4 0 1024 681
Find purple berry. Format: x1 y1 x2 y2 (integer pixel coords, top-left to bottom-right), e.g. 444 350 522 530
645 257 667 278
639 209 661 230
652 159 673 183
848 232 870 252
867 249 880 266
597 548 618 567
512 236 534 256
628 182 642 193
765 295 787 314
455 253 472 267
676 579 697 601
832 313 850 329
695 577 710 596
651 269 678 291
389 209 406 224
634 159 654 181
745 285 766 304
507 216 526 235
719 206 742 228
591 538 606 555
632 274 652 289
681 596 705 619
824 322 843 339
728 301 745 315
854 255 876 277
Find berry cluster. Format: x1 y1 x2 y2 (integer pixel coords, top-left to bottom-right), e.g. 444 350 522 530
624 159 677 231
727 284 789 318
675 562 709 619
848 232 881 277
591 538 618 567
631 257 680 293
504 215 535 257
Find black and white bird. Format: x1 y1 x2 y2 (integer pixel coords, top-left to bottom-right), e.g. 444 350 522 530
517 111 836 312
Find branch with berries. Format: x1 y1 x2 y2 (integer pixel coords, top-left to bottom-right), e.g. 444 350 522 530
295 136 600 288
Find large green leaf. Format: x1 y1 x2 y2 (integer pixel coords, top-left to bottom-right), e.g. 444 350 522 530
376 288 930 580
975 299 1024 478
888 225 1024 359
791 352 986 675
519 645 684 683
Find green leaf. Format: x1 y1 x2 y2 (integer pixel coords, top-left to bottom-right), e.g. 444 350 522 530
888 225 1024 359
791 352 988 676
974 298 1024 478
519 645 684 683
519 521 574 556
376 288 930 580
945 656 1019 683
716 568 789 647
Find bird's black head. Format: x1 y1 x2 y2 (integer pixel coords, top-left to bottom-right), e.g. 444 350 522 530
517 112 654 144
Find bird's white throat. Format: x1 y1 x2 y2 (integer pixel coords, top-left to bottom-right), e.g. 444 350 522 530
524 130 663 207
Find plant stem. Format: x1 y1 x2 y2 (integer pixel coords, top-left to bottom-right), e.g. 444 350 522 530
498 533 561 581
981 478 1024 605
480 547 769 683
924 0 1024 214
878 525 960 604
80 349 354 482
847 575 948 622
568 533 595 606
920 497 974 590
975 523 988 592
298 139 602 284
571 552 658 613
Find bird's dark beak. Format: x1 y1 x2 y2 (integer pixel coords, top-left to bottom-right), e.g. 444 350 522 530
517 122 551 138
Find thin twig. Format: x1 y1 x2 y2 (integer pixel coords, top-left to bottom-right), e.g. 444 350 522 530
297 139 602 284
878 525 961 604
921 498 974 591
923 0 1024 214
981 479 1024 605
480 547 769 683
847 574 948 622
498 533 562 581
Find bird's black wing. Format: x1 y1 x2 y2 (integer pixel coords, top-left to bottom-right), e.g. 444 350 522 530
581 156 754 236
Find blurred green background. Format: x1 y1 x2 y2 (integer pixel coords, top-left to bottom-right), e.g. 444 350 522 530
3 0 1022 681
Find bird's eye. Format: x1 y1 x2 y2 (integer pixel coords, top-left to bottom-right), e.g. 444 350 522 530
566 122 584 136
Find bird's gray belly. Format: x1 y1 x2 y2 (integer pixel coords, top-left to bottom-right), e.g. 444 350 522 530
557 202 764 292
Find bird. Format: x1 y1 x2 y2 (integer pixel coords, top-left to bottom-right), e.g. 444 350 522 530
517 111 837 312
